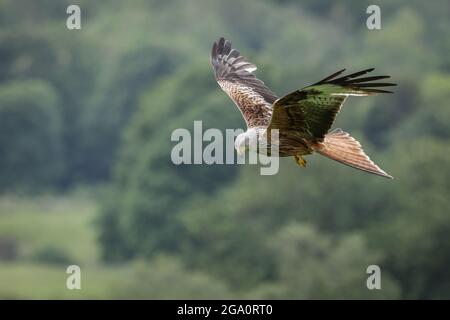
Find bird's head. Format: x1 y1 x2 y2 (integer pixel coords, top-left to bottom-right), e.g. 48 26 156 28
235 130 258 157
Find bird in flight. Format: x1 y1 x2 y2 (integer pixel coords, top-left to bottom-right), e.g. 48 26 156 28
210 37 396 178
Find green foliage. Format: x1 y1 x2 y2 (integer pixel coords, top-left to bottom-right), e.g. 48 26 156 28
394 73 450 141
0 237 17 261
367 139 450 299
253 224 400 299
99 63 241 261
30 246 74 265
113 256 232 299
0 80 63 191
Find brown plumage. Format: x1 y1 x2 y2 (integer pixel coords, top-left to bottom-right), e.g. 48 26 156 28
210 37 396 179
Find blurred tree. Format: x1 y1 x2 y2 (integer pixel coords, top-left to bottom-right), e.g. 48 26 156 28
0 80 63 191
249 223 400 299
111 255 232 299
80 45 181 181
99 63 240 261
368 139 450 299
394 73 450 142
30 246 74 265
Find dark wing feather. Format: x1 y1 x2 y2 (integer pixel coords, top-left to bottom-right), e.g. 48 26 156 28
268 68 397 140
211 37 278 128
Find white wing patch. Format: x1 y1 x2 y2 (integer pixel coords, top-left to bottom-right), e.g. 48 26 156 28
245 66 257 73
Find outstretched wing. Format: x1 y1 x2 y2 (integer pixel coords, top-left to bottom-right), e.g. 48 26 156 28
211 37 278 128
268 68 396 140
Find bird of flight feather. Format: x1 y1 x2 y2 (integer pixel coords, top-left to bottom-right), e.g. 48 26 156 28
210 37 396 178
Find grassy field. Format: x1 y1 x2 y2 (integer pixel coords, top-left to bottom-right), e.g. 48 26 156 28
0 194 234 299
0 195 99 264
0 194 130 299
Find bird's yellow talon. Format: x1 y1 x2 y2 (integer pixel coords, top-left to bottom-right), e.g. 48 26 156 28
295 155 307 167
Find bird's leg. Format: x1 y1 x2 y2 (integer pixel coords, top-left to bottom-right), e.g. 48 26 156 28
294 155 307 167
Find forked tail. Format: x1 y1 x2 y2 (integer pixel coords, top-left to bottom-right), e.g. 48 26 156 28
315 129 393 179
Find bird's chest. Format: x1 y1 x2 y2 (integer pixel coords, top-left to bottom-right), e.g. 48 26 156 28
259 130 312 157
